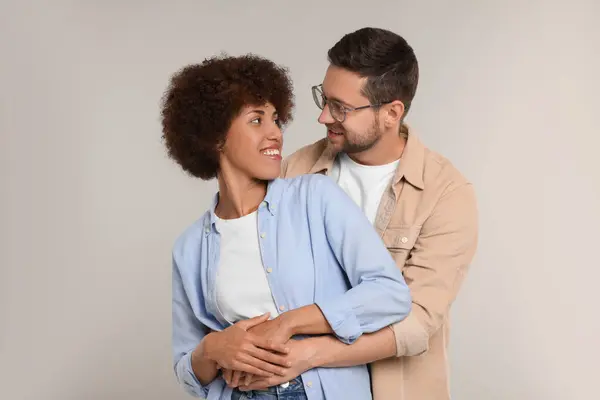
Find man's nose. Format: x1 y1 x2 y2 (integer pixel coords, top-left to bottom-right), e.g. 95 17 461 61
317 104 335 124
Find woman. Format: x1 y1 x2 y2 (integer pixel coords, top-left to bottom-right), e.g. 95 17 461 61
161 54 411 400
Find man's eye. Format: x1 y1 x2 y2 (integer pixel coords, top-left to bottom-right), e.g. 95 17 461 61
251 117 261 124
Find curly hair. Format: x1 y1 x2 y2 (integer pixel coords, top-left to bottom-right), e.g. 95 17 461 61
160 54 294 180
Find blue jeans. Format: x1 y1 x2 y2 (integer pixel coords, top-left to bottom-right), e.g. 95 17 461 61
231 377 308 400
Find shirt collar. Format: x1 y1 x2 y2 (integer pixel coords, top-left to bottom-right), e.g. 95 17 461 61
205 179 282 234
392 124 425 190
308 139 338 175
308 123 425 190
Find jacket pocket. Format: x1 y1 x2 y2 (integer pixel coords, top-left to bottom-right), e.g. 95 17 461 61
382 226 422 266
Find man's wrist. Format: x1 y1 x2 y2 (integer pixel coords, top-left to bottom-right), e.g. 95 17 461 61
304 336 330 368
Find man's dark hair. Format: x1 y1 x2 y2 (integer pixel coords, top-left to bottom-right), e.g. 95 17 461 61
160 54 294 180
328 27 419 119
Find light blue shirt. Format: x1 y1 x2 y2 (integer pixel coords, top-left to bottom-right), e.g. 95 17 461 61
172 174 411 399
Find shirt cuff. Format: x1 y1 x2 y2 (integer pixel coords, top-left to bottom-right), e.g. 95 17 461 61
175 351 210 398
315 299 362 344
391 312 430 357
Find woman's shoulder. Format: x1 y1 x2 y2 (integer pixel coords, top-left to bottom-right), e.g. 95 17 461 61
272 174 342 208
172 210 211 258
277 173 337 193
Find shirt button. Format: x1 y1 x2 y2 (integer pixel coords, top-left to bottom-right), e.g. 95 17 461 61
266 268 273 273
204 227 210 233
260 232 266 238
401 236 408 244
279 305 285 311
306 381 313 388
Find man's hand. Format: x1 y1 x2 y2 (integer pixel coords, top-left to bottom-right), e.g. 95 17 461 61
202 313 292 378
221 315 294 387
222 338 318 391
219 305 334 388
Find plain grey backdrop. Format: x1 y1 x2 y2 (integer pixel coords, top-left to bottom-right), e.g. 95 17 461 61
1 1 599 399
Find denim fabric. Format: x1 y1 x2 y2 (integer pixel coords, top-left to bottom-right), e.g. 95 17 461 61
231 377 307 400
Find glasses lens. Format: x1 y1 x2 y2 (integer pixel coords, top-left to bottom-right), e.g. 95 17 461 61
312 86 325 109
328 101 345 122
312 86 345 122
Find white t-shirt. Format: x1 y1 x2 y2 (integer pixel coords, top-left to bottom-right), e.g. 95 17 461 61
214 211 279 324
329 153 400 224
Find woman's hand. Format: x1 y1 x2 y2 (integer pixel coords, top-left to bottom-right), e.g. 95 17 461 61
247 314 294 347
222 337 319 390
221 314 295 387
203 313 292 378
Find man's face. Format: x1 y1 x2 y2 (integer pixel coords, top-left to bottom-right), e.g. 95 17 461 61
318 65 382 154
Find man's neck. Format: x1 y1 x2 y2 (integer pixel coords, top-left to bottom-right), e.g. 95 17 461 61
347 128 406 166
215 171 267 219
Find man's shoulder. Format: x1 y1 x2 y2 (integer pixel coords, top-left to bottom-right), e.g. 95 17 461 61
421 143 471 195
282 139 329 178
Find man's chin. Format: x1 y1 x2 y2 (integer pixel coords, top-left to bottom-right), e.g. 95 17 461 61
326 134 344 148
328 141 345 153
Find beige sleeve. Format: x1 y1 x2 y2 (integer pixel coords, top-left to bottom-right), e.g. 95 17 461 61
280 157 289 178
392 183 479 356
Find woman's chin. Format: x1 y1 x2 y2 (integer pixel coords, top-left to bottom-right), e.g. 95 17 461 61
254 167 282 181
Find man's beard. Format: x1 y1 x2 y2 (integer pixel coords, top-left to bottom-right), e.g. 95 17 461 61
329 121 381 154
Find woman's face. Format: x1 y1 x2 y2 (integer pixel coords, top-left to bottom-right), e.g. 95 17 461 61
219 102 283 181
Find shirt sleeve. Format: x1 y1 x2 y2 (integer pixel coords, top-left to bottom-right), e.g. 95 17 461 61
172 254 221 397
310 175 412 344
391 183 478 357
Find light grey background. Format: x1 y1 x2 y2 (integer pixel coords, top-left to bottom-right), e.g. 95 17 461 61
1 1 598 399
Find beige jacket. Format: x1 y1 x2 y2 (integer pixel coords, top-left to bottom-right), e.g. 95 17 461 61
282 125 478 400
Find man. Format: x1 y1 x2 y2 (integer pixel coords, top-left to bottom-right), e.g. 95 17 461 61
228 27 477 400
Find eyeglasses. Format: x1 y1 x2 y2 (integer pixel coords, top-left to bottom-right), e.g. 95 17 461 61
311 84 392 123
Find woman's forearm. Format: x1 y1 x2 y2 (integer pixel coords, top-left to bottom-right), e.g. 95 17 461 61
279 304 333 336
309 327 397 368
190 334 219 386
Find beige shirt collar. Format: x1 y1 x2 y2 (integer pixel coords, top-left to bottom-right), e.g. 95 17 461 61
308 123 425 190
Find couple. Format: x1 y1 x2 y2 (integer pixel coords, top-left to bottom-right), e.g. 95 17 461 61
162 27 478 400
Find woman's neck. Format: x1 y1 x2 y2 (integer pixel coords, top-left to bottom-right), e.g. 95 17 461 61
215 172 267 219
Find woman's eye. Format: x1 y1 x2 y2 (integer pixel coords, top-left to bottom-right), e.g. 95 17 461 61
250 117 261 124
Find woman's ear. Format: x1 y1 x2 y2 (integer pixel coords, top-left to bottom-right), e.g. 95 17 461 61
216 137 227 153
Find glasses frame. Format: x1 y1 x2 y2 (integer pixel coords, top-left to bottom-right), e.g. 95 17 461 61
311 84 392 123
